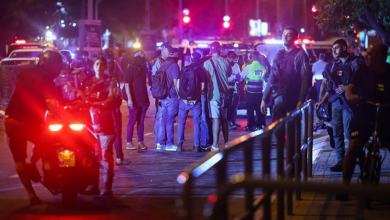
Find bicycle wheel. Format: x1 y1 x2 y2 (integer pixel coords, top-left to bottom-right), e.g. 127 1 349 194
365 158 376 209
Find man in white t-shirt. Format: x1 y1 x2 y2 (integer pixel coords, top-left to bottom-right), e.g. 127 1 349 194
312 53 328 101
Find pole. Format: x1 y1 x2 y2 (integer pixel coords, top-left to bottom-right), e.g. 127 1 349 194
304 0 307 37
88 0 93 20
276 0 281 36
225 0 228 15
95 0 102 20
256 0 259 20
145 0 150 30
178 0 182 41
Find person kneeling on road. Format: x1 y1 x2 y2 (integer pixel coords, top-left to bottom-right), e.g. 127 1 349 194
177 52 206 152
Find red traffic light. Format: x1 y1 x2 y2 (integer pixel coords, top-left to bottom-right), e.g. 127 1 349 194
183 16 190 23
311 5 317 13
223 21 230 28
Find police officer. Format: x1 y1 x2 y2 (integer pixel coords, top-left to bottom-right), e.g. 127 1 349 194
242 51 267 131
261 26 310 121
317 39 361 172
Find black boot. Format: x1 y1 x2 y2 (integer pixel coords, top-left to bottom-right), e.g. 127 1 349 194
329 161 343 172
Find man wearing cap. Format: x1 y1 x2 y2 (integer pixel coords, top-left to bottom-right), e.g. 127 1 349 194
195 48 213 148
203 42 232 151
152 42 171 150
241 51 267 131
124 50 150 151
176 52 206 151
158 48 181 151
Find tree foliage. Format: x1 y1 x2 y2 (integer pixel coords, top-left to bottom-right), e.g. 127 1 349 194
315 0 390 46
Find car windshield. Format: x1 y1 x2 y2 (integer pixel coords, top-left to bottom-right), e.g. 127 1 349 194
10 51 42 58
1 60 35 66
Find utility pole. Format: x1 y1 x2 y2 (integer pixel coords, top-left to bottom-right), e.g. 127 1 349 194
276 0 281 36
178 0 183 41
88 0 93 20
303 0 307 37
95 0 102 20
145 0 150 30
256 0 259 20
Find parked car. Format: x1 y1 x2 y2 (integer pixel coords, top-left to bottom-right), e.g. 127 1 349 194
0 48 46 66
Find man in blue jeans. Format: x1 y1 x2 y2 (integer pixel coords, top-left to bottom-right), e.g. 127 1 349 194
158 48 180 151
177 52 206 151
152 42 171 150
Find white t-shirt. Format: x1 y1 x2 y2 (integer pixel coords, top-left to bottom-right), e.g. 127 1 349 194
312 60 328 80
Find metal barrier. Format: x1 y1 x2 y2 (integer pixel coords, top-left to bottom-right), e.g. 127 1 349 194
178 100 314 219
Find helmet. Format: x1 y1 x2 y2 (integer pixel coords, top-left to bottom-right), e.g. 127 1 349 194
38 51 63 79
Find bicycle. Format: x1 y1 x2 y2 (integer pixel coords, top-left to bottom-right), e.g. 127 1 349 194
358 100 390 208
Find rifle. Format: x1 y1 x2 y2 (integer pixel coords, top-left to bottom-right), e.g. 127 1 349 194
327 62 354 117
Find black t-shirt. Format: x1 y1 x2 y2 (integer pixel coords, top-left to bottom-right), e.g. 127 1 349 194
350 64 390 136
124 64 150 106
5 67 57 124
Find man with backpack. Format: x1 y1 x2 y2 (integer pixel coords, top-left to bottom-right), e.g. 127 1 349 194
177 52 206 152
203 42 232 151
152 42 171 150
153 47 180 151
124 50 150 151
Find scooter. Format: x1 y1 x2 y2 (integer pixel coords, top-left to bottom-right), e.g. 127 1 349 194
40 105 99 204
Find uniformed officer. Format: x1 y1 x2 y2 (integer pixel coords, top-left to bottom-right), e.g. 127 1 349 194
317 39 361 172
242 51 267 131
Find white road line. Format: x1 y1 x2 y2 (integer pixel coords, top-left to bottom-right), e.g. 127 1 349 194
145 132 153 136
9 174 19 178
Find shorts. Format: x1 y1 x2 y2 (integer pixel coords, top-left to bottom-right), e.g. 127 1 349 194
4 117 44 163
209 99 227 120
350 120 390 147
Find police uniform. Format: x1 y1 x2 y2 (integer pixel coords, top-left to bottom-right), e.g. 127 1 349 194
263 47 311 121
324 55 360 163
242 60 267 129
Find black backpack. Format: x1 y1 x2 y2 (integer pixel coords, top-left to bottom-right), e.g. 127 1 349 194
179 65 201 100
151 61 173 99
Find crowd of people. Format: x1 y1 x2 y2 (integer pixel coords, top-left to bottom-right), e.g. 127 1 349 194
4 25 390 203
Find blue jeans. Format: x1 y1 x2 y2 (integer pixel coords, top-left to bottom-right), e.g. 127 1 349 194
127 105 149 143
177 100 202 146
158 97 179 145
331 99 353 162
201 97 212 147
227 90 240 124
154 100 163 145
97 134 115 190
112 107 123 160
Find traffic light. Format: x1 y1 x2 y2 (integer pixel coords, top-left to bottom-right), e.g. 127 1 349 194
311 5 317 13
223 15 230 29
183 16 190 24
183 8 190 24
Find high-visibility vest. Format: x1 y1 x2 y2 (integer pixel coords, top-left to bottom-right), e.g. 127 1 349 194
246 61 266 93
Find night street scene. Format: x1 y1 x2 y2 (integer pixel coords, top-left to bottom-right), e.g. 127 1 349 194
1 0 390 219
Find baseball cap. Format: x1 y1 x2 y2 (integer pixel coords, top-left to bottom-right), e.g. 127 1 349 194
168 48 179 57
133 50 145 58
160 42 172 50
195 49 204 59
210 41 221 54
191 52 201 63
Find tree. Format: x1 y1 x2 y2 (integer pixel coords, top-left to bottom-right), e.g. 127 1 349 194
315 0 390 46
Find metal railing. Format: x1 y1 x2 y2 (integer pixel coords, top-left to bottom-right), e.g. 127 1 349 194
178 100 314 219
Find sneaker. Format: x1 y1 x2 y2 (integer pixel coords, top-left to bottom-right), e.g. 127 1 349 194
194 146 200 152
228 125 237 130
211 145 219 151
82 185 100 195
101 190 113 196
200 145 210 151
115 158 131 166
165 144 179 151
156 143 164 150
138 142 148 150
329 161 343 172
233 123 241 128
244 126 250 131
126 142 137 150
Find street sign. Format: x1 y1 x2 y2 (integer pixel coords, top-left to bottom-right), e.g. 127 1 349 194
249 19 268 37
79 20 102 51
